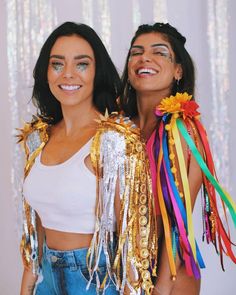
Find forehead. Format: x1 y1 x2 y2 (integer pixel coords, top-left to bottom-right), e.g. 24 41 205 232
132 32 171 48
50 35 94 56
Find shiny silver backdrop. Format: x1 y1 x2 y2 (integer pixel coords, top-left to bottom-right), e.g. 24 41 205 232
1 0 235 294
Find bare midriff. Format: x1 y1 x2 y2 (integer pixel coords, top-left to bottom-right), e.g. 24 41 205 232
45 228 94 250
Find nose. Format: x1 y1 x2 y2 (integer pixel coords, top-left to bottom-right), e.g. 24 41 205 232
63 64 74 78
64 72 73 78
141 52 152 62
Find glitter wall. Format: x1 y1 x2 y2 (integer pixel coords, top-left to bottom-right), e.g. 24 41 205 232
7 0 58 237
207 0 230 189
1 0 235 294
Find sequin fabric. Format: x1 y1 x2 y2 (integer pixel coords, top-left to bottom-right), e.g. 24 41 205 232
17 115 157 294
17 118 49 274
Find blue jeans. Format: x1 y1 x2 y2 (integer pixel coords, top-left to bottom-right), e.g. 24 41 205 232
35 243 118 295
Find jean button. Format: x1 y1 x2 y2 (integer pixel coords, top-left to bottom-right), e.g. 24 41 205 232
51 255 58 263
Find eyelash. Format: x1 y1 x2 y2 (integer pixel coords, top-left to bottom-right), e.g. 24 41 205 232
153 51 169 57
51 62 63 71
76 62 89 70
50 61 89 71
130 51 169 57
130 52 142 56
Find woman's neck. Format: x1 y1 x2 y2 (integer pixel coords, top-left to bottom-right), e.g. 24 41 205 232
59 102 99 137
136 92 164 140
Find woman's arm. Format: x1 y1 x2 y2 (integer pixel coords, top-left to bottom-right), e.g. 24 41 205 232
153 122 203 295
20 214 44 295
153 237 200 295
20 268 38 295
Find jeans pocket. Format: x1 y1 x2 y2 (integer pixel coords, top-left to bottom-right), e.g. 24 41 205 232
79 265 107 286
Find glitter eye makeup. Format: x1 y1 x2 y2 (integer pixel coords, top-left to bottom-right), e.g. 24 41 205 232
49 57 91 74
152 45 173 61
76 62 89 72
51 61 64 73
129 45 144 60
130 49 143 56
129 43 174 62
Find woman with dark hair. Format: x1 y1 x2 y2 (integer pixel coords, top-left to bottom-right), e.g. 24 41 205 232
19 22 157 295
32 22 120 124
120 23 236 294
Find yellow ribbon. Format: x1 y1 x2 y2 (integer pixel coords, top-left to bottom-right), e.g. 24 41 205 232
172 118 197 261
157 137 177 278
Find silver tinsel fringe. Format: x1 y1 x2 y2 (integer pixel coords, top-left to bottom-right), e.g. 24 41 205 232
207 0 230 190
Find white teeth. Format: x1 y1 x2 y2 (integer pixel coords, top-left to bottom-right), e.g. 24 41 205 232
60 85 81 91
138 68 157 75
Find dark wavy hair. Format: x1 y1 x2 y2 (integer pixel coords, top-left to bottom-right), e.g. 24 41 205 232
32 22 121 124
120 23 195 118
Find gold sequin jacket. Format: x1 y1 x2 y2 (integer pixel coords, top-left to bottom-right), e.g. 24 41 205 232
17 114 157 294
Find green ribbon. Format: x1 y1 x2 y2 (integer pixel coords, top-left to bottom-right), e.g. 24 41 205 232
177 118 236 226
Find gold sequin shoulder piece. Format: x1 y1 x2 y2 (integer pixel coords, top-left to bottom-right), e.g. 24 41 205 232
17 116 49 274
88 113 158 294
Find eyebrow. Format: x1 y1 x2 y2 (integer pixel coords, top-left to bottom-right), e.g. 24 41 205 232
49 54 93 60
152 43 170 49
131 43 170 50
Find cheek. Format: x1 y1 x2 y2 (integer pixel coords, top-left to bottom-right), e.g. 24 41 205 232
47 69 55 83
162 64 176 78
48 83 56 96
47 72 58 95
47 68 62 82
84 69 95 84
77 65 94 76
160 72 175 90
127 63 135 80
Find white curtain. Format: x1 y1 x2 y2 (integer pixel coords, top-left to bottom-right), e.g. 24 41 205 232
0 0 235 294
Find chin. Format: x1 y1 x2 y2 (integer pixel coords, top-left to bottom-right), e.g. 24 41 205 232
136 86 158 93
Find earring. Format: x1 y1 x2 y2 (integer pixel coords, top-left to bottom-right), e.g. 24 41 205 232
126 80 134 104
127 80 132 92
175 78 180 92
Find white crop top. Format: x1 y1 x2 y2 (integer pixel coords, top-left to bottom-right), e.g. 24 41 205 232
23 139 116 233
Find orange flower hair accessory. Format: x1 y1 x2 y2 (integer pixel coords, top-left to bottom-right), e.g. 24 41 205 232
156 92 200 119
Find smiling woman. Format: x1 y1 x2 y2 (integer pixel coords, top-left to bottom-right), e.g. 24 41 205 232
127 32 182 104
47 35 95 109
18 22 157 295
120 22 236 295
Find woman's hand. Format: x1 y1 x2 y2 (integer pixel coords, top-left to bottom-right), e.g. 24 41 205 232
20 268 38 295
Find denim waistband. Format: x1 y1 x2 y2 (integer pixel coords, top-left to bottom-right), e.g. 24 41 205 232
43 243 107 271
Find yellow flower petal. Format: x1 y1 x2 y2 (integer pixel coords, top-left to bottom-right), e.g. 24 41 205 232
158 92 192 114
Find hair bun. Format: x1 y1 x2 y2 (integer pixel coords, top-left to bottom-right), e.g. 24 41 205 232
153 23 186 44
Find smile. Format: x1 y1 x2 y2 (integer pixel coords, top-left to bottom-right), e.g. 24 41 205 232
136 67 158 75
59 84 81 91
